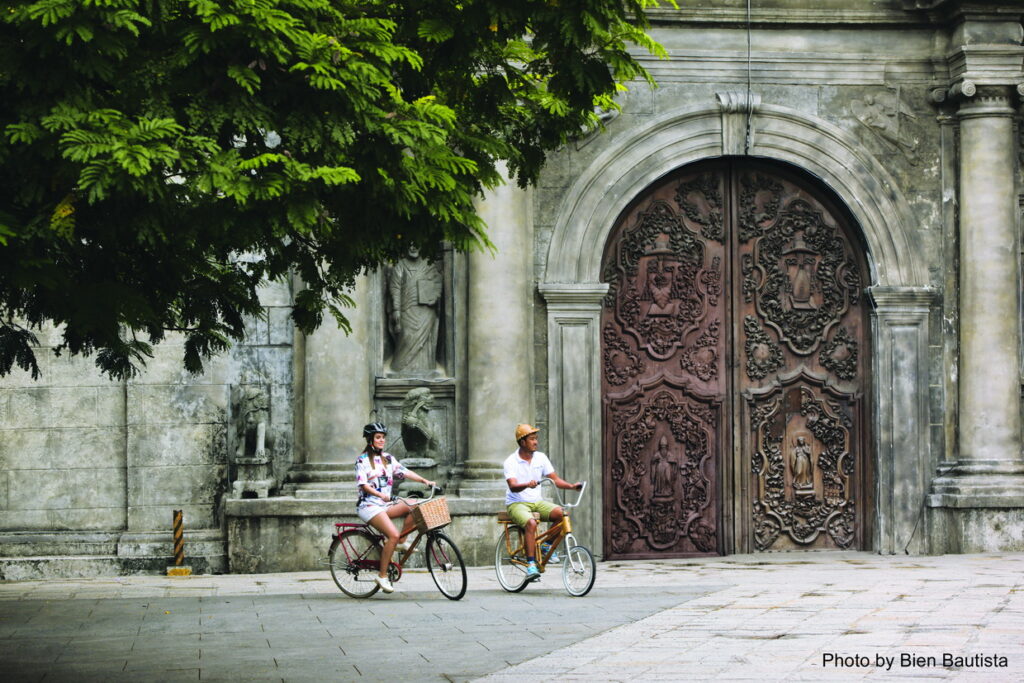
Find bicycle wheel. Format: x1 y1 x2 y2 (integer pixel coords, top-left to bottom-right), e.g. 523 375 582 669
426 532 467 600
329 530 382 598
562 545 596 597
495 527 529 593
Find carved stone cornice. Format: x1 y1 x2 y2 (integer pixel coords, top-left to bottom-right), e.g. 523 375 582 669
901 1 1024 20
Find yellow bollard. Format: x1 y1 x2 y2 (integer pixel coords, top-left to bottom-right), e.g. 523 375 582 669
166 509 192 577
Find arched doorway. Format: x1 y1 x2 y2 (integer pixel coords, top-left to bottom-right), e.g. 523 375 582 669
601 159 872 558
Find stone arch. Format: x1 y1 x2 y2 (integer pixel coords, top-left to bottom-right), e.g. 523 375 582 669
540 100 933 556
544 102 927 289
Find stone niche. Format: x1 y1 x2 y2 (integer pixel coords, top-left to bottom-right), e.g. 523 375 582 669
369 243 465 494
373 380 457 495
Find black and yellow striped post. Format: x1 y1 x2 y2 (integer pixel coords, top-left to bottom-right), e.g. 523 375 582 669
167 509 192 577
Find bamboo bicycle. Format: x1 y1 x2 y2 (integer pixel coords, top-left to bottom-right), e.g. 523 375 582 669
328 487 467 600
494 479 596 597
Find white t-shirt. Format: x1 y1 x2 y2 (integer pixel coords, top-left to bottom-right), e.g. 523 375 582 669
504 450 555 505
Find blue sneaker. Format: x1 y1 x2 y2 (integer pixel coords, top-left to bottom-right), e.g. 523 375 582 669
525 562 541 581
541 543 560 563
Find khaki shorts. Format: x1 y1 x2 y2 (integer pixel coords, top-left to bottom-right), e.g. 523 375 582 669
507 501 558 528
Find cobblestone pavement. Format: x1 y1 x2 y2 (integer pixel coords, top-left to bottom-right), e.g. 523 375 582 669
1 552 1022 681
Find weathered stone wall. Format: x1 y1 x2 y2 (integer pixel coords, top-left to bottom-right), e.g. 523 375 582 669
0 279 296 577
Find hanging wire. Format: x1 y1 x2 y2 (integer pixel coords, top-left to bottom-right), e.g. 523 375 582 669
744 0 753 155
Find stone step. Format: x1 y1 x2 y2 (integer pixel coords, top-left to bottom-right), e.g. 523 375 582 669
292 489 358 501
0 532 121 557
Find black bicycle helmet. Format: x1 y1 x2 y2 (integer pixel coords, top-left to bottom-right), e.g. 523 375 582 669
363 423 388 441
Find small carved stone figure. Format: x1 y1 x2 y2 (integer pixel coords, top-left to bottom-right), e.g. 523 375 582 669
234 385 270 460
851 90 920 165
231 385 273 499
650 436 676 499
400 387 438 459
387 245 443 373
791 435 814 493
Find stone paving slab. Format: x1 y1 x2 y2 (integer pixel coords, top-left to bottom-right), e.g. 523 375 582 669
1 552 1022 681
478 553 1024 682
0 564 712 682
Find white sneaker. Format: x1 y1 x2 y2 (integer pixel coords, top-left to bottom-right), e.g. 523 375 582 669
396 539 413 552
375 575 394 593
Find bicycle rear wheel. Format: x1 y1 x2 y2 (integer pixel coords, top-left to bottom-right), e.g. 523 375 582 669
494 527 529 593
329 530 382 598
426 532 467 600
562 545 596 597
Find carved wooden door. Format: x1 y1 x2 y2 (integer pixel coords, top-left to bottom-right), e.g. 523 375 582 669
601 160 870 558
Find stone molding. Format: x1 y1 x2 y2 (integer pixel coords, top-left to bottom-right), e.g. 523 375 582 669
716 91 761 156
544 101 927 288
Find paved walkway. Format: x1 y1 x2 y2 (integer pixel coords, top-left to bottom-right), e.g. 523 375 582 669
1 552 1022 681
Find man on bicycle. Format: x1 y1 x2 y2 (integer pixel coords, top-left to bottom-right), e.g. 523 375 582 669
503 424 582 581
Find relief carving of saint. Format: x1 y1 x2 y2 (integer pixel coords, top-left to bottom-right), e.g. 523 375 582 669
650 436 677 500
387 245 442 373
791 435 814 495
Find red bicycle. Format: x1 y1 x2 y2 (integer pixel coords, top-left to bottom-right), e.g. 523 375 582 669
327 488 467 600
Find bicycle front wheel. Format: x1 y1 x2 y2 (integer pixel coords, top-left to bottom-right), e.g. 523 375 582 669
426 532 467 600
495 527 529 593
562 545 596 597
329 530 381 599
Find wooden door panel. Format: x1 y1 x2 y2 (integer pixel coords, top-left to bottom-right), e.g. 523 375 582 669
601 160 871 557
735 165 869 552
601 164 727 558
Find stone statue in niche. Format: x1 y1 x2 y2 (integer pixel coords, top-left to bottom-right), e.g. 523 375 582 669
387 245 443 374
650 436 677 500
790 435 814 496
231 385 274 499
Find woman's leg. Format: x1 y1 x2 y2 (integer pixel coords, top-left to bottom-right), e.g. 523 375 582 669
367 503 409 577
387 502 417 542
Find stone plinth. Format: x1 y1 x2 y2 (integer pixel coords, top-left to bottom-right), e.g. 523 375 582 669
225 495 513 572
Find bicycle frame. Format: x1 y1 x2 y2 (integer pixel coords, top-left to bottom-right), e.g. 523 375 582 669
500 479 587 573
332 490 438 578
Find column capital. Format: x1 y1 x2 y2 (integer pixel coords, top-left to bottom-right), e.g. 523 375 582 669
538 282 609 308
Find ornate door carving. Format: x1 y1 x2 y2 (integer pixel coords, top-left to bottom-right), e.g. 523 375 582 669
601 160 870 558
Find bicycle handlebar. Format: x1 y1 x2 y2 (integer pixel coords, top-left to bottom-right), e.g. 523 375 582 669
393 484 443 506
540 478 587 509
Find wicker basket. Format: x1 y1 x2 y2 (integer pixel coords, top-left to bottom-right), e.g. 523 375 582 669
411 497 451 532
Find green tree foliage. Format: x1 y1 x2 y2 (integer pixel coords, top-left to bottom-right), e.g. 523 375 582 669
0 0 669 379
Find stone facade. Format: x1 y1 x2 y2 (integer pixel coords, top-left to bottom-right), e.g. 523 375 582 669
2 0 1023 576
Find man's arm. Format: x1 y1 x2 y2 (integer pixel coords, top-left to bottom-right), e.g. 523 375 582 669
546 471 583 490
506 477 539 493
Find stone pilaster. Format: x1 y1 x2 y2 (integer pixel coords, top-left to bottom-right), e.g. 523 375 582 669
926 15 1024 549
868 287 935 554
538 283 608 555
462 173 534 497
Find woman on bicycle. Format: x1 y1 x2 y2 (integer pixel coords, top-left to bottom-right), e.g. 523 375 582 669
355 422 435 593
